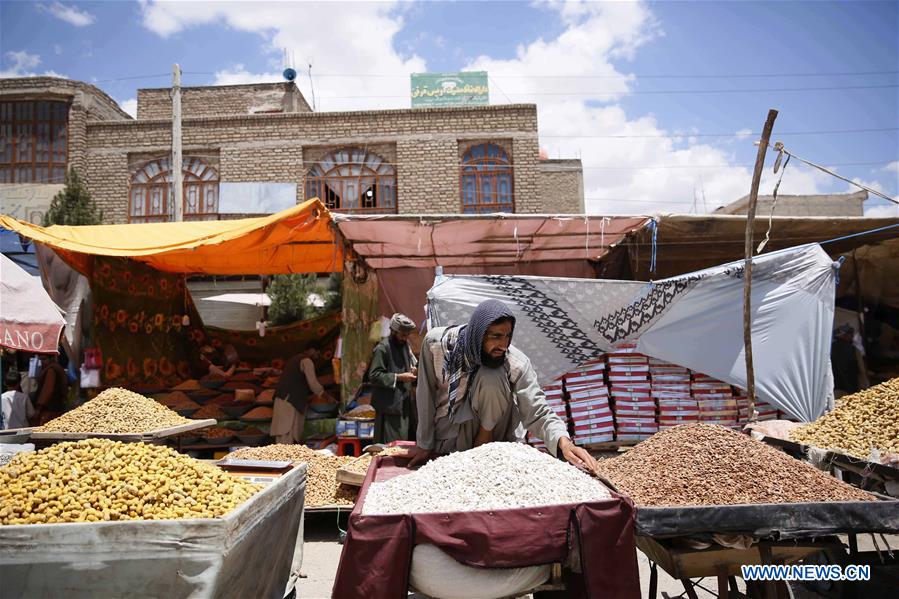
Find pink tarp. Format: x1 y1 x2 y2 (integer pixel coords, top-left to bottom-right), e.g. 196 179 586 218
1 254 65 354
335 214 649 269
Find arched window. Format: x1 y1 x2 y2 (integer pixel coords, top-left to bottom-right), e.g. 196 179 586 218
460 143 513 214
129 157 219 223
305 148 396 214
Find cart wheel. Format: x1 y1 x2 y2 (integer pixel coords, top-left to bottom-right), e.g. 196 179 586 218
794 548 847 599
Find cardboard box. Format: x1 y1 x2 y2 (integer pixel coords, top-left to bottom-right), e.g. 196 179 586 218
574 432 615 445
336 419 357 437
358 421 374 439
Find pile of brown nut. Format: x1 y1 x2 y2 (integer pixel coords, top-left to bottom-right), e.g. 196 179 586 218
0 439 259 525
342 446 408 476
229 444 357 507
790 378 899 460
596 423 874 506
38 388 191 434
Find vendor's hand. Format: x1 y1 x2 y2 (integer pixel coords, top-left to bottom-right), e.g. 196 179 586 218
405 446 432 468
558 437 597 473
396 372 416 384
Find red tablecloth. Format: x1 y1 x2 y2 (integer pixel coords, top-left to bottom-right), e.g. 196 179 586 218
332 455 640 598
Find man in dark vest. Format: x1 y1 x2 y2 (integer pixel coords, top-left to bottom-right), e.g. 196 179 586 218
368 313 418 444
271 348 329 444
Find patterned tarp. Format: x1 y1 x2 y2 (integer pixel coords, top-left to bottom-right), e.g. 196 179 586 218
427 244 837 422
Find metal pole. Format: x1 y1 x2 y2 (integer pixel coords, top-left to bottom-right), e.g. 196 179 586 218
744 109 778 421
172 63 183 222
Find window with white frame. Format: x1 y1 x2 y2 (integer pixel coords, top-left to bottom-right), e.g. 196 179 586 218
305 147 397 214
129 156 219 222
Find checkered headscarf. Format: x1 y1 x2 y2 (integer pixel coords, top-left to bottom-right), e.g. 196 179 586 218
442 299 515 417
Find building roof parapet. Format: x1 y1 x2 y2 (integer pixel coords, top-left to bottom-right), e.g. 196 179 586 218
0 76 132 120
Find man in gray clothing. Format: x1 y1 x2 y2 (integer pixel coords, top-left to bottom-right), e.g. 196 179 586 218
407 299 597 471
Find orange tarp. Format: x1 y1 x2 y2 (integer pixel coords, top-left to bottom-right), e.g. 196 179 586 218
0 199 342 276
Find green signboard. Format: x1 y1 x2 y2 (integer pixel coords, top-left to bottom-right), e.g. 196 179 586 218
410 72 489 107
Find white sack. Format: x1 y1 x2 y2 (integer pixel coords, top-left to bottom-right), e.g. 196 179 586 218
410 543 550 599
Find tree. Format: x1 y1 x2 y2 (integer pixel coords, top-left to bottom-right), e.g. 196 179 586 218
42 169 103 226
267 273 343 326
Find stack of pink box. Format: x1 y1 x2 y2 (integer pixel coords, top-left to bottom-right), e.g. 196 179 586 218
565 359 614 445
692 373 739 428
650 358 698 430
526 379 567 451
543 379 570 429
608 343 657 442
733 388 780 423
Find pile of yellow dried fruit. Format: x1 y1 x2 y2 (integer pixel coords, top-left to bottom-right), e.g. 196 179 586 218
0 439 260 525
37 387 191 434
790 377 899 461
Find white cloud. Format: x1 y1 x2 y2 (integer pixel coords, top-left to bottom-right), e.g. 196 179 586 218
120 98 138 119
54 44 63 56
0 50 66 78
37 2 96 27
882 161 899 174
863 203 899 218
139 0 425 112
848 177 887 195
136 0 847 215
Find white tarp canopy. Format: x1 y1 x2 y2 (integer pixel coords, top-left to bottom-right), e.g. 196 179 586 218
1 253 66 354
427 243 837 422
201 292 272 307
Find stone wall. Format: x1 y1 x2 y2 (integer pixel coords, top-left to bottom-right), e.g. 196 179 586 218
538 159 584 214
137 82 312 120
85 104 546 222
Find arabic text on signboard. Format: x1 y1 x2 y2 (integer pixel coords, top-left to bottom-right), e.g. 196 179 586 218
411 72 489 107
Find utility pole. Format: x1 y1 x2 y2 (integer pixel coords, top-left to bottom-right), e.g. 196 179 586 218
171 63 183 222
743 109 778 421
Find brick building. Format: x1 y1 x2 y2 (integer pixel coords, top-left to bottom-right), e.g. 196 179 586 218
0 77 131 223
1 77 584 224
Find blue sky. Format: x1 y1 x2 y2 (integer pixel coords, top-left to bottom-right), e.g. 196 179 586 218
2 0 896 216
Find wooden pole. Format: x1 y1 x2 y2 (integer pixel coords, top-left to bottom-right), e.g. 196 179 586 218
172 63 183 222
744 109 778 422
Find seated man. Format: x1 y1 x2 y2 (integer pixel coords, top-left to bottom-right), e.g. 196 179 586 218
200 345 236 378
408 299 596 471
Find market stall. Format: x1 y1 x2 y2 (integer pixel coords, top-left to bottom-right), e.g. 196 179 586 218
427 243 837 423
0 201 343 445
1 253 65 355
749 377 899 496
595 424 899 599
0 439 306 598
333 444 640 599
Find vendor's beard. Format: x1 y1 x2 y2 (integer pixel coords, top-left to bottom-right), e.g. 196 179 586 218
480 350 506 369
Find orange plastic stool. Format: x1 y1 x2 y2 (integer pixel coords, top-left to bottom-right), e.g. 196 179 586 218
337 437 362 457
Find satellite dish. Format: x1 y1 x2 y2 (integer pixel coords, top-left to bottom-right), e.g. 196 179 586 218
283 68 297 81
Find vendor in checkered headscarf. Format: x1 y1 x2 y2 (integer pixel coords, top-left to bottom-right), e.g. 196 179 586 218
367 313 418 444
406 299 597 471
